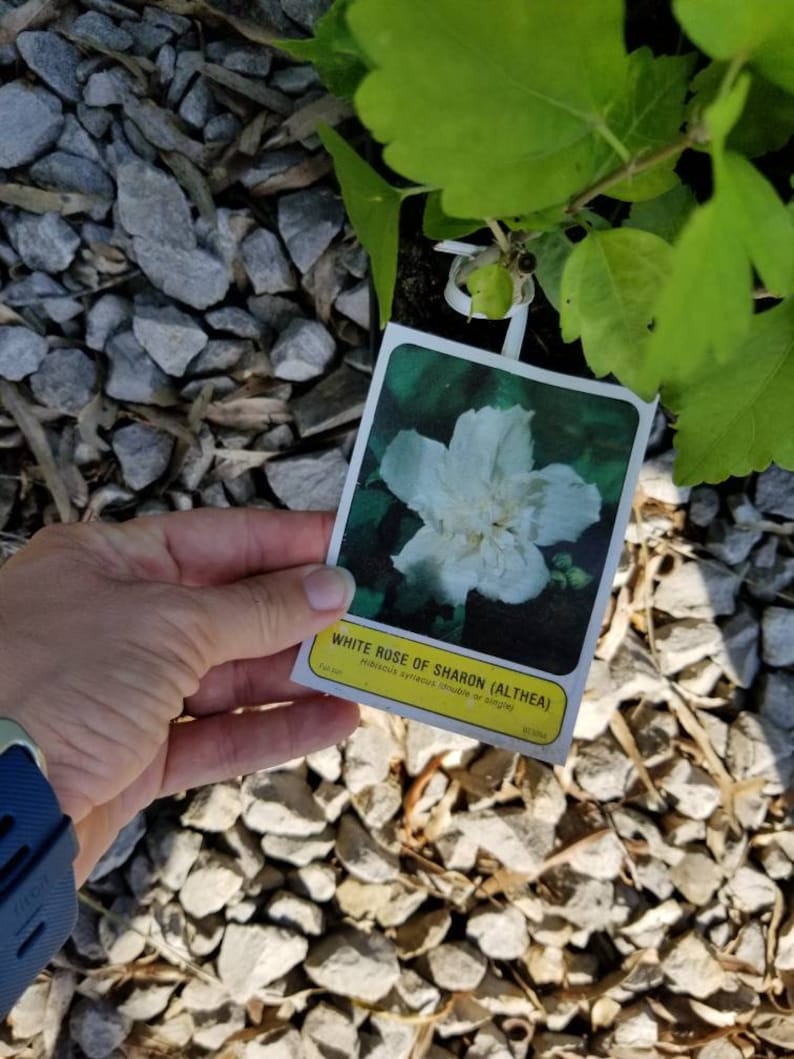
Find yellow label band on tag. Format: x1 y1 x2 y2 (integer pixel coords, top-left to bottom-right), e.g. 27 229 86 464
309 621 567 746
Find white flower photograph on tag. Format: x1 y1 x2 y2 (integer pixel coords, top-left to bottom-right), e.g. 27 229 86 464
294 324 656 764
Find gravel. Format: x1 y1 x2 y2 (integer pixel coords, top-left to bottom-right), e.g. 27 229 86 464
30 349 98 414
111 422 173 489
0 327 48 380
0 82 63 167
132 303 208 376
7 211 81 273
2 2 793 1055
16 31 82 102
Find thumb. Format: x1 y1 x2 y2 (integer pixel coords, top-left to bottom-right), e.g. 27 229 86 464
188 564 356 670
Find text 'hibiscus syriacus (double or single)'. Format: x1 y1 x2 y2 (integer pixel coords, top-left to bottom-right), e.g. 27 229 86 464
380 405 601 607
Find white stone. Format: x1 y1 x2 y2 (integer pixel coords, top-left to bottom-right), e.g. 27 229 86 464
344 724 396 794
306 927 400 1003
180 784 241 831
217 923 308 1003
396 908 451 959
267 890 324 936
660 931 727 999
654 560 739 620
659 758 721 820
467 906 529 960
180 861 243 918
336 813 399 883
289 862 337 903
405 720 479 776
241 770 327 836
669 850 722 905
427 942 487 992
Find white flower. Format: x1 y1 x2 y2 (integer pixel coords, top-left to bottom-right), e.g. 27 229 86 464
380 405 601 607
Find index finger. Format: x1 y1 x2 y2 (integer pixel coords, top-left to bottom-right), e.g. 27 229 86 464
102 508 336 586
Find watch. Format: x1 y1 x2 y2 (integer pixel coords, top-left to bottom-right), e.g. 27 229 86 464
0 719 78 1018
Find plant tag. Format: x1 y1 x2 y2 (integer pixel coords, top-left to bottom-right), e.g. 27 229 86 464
292 323 655 764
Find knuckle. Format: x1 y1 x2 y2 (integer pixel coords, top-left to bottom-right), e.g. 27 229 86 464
242 577 288 648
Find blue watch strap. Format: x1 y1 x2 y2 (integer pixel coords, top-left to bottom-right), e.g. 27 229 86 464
0 745 78 1018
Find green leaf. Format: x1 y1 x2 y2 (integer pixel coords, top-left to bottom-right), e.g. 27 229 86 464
532 229 574 310
704 73 752 150
690 63 794 157
318 125 402 326
720 152 794 295
277 0 368 99
625 184 696 243
466 263 514 319
347 0 631 218
559 228 673 392
640 198 752 397
606 48 696 202
671 298 794 483
422 192 483 240
673 0 794 93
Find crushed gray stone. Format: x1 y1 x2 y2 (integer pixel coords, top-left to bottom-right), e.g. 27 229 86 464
117 159 195 249
132 302 208 376
0 82 63 168
30 348 97 414
111 422 173 490
277 187 345 274
16 31 82 103
7 211 80 274
241 227 296 295
0 327 48 380
270 317 336 382
133 237 230 310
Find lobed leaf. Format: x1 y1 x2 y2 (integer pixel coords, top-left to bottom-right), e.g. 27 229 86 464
690 63 794 158
673 0 794 93
720 151 794 296
560 228 673 393
318 125 402 326
606 49 696 202
640 198 751 398
422 192 483 240
278 0 368 99
672 298 794 483
347 0 631 218
624 184 696 243
532 229 574 311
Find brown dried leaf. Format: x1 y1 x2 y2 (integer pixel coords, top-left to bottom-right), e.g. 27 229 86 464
64 32 153 85
161 151 216 226
0 381 75 523
248 152 332 197
205 397 290 431
266 95 354 149
201 63 292 115
0 0 57 43
0 183 103 216
213 448 279 479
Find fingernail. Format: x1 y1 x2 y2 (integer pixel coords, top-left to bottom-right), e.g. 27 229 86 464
304 565 356 611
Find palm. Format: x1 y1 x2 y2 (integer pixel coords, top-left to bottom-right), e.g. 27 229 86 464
0 509 358 882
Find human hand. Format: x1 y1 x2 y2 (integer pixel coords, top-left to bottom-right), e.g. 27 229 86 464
0 509 358 884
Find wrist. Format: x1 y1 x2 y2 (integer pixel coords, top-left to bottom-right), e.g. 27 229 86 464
0 717 79 1017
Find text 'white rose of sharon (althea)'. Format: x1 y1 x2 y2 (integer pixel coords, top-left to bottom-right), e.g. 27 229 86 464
380 405 601 607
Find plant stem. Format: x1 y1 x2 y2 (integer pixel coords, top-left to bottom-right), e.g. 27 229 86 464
565 133 694 215
399 184 438 200
486 218 511 255
594 122 631 163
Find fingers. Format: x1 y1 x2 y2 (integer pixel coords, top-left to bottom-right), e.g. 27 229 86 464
84 509 337 586
189 563 355 670
159 698 360 796
185 646 314 716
